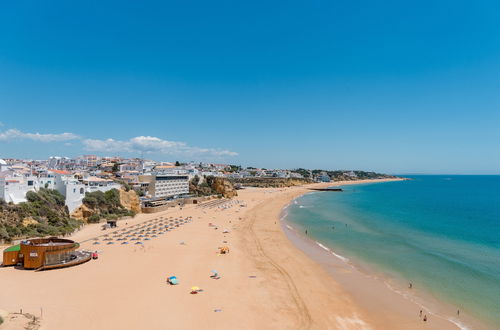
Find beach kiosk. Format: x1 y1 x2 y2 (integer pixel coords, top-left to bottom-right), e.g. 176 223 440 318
2 237 91 270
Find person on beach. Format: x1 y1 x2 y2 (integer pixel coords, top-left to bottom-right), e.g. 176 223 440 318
423 315 427 322
457 309 460 316
419 310 422 317
305 230 308 235
409 282 412 289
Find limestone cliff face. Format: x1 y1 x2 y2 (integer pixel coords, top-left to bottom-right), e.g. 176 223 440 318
70 188 141 222
70 203 95 222
119 189 141 214
230 178 312 188
211 177 238 198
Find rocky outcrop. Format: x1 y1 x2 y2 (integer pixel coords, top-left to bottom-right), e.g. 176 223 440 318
189 176 238 198
71 188 140 222
229 178 312 188
119 189 141 214
70 204 95 222
21 217 38 227
210 177 238 198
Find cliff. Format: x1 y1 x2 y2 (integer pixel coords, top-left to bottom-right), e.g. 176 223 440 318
210 177 238 198
189 176 238 198
119 189 141 214
230 177 313 188
70 188 138 223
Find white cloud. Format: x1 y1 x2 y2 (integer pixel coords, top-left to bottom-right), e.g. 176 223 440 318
0 129 80 142
82 135 238 157
0 127 238 158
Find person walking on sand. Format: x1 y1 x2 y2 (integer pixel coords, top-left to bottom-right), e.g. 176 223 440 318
419 310 422 317
423 315 427 322
305 230 308 235
409 282 413 289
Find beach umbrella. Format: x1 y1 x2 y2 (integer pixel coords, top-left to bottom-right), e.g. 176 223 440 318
121 241 128 245
93 242 100 245
191 286 200 291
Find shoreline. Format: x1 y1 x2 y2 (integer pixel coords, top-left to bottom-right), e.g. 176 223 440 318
279 179 491 330
0 177 491 329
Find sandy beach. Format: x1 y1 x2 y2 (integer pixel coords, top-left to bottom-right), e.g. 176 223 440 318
0 179 469 330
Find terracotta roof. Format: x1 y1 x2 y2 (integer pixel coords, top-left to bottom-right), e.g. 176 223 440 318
49 170 71 175
83 176 112 182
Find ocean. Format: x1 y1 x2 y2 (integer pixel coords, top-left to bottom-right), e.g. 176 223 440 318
284 176 500 328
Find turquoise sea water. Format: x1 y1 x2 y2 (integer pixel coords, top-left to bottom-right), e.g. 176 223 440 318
285 176 500 327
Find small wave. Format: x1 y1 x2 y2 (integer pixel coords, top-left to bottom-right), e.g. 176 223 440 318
316 242 330 252
447 318 470 330
330 251 350 263
316 242 350 262
299 205 305 208
286 225 293 230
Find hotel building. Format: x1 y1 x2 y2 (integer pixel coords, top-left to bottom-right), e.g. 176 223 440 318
139 173 189 199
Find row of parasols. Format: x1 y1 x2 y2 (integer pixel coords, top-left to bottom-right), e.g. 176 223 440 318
92 216 193 245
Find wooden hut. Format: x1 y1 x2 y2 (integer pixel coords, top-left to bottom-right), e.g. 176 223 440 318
2 244 21 266
3 237 90 270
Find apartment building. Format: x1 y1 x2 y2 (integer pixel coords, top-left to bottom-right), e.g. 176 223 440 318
139 174 189 199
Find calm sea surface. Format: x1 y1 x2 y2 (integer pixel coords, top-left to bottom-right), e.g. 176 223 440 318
285 176 500 326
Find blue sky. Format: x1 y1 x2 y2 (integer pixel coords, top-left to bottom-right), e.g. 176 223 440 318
1 1 500 174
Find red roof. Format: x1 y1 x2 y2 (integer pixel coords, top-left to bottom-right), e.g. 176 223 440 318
49 170 71 175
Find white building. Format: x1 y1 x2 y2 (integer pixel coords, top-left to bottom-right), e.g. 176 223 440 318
119 163 141 172
139 173 189 199
49 170 86 212
50 171 121 212
0 159 9 172
0 172 42 204
0 164 123 212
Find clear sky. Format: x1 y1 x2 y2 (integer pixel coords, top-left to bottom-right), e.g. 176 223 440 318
1 1 500 174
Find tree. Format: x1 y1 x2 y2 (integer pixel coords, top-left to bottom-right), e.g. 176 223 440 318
191 175 200 186
228 165 242 172
112 162 120 173
175 161 181 166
